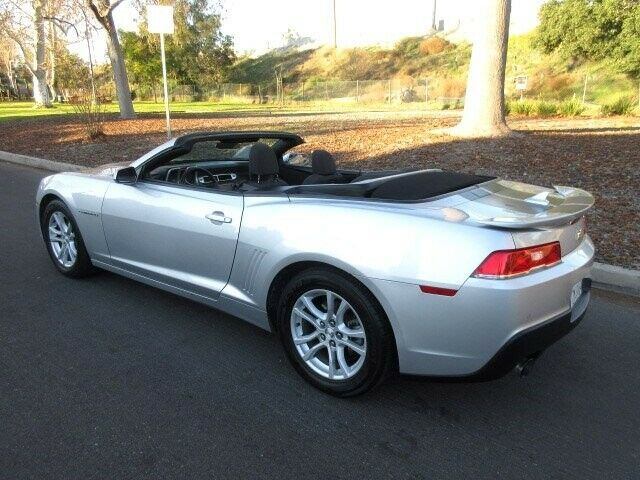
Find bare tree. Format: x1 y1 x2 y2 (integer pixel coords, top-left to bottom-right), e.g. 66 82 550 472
43 0 74 101
449 0 511 138
85 0 135 118
0 34 19 96
0 0 53 107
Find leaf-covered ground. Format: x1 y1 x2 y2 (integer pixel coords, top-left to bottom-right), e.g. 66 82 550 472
1 110 637 269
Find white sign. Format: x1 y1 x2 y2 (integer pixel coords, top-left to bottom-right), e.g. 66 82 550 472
515 76 528 91
147 5 174 34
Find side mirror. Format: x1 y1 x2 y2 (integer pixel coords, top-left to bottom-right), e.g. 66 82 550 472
115 167 137 184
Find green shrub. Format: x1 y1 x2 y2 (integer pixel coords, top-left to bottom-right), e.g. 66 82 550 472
535 100 558 117
558 98 585 117
509 99 536 115
507 99 562 117
601 96 635 116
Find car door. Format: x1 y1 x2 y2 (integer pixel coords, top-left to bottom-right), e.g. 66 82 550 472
101 180 243 300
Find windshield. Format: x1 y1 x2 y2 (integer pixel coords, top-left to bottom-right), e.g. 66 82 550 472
169 139 280 164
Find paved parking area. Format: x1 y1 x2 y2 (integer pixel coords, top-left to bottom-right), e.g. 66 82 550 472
1 161 639 479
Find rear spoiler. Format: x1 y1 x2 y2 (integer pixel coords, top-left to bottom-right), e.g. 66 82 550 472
461 182 595 229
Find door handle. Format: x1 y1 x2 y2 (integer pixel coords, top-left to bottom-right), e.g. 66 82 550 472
205 211 232 224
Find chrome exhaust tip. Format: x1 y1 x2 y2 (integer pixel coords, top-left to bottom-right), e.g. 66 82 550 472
516 357 537 377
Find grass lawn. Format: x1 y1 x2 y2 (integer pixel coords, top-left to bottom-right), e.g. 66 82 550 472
0 101 278 122
0 100 436 123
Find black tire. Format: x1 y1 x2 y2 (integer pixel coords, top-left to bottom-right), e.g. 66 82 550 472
41 199 95 278
277 267 396 397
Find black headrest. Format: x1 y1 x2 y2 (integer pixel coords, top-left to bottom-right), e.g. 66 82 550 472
311 150 336 175
249 143 279 176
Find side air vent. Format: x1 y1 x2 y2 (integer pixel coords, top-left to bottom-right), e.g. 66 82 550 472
242 249 267 296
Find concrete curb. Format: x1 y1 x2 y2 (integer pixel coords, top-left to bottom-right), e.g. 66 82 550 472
1 149 639 297
592 262 640 297
0 150 85 173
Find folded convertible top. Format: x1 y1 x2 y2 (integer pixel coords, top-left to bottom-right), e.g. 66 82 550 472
287 170 494 201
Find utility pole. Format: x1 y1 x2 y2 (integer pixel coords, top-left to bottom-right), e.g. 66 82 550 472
148 5 175 139
332 0 337 48
159 33 171 138
431 0 437 31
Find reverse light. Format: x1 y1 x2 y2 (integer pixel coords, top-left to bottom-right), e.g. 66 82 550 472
472 241 562 279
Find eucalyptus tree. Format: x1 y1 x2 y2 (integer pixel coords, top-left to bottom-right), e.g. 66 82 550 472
85 0 135 118
449 0 512 138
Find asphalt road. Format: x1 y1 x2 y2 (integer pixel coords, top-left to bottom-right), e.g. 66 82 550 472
1 161 639 479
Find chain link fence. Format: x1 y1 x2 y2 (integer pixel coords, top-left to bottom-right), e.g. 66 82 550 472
113 72 640 112
129 79 436 105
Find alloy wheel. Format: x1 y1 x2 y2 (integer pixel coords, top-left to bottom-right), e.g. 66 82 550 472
48 211 77 268
290 289 367 380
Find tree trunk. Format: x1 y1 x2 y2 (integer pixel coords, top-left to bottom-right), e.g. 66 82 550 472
4 57 17 94
104 12 135 119
33 0 52 107
449 0 511 138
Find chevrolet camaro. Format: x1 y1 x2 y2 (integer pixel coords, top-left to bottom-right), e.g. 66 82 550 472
36 131 594 396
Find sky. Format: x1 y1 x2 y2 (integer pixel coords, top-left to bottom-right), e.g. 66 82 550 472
77 0 546 62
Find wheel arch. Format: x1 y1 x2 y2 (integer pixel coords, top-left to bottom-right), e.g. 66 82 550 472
38 193 65 234
265 260 399 368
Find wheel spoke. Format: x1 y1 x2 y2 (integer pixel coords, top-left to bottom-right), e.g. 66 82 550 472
326 291 335 316
339 325 366 339
49 226 63 241
293 330 319 345
335 300 348 324
293 307 321 330
52 212 65 231
337 345 350 376
302 342 325 361
327 346 336 379
337 337 366 357
302 295 325 321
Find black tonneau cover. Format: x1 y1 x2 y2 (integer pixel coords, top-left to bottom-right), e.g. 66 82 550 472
286 170 494 201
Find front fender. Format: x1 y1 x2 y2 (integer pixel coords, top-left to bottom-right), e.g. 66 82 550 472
36 172 112 261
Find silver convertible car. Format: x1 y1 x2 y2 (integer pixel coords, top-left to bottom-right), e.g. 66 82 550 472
36 131 594 396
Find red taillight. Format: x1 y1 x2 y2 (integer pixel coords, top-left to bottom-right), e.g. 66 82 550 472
472 241 561 279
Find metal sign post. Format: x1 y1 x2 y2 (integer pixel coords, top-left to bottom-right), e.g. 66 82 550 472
148 5 174 139
515 75 528 100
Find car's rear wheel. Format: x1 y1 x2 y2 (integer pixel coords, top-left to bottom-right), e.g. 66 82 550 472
41 200 94 278
277 267 395 396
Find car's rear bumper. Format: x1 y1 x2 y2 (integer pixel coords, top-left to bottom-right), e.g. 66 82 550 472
367 235 594 377
458 280 590 381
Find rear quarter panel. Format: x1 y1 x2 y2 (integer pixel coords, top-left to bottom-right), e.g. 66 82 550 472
225 195 516 313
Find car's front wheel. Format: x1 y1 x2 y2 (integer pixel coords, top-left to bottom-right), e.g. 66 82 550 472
41 199 94 278
277 267 396 396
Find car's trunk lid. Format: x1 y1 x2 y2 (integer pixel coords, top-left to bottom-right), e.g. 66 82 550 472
446 179 593 256
453 179 594 229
